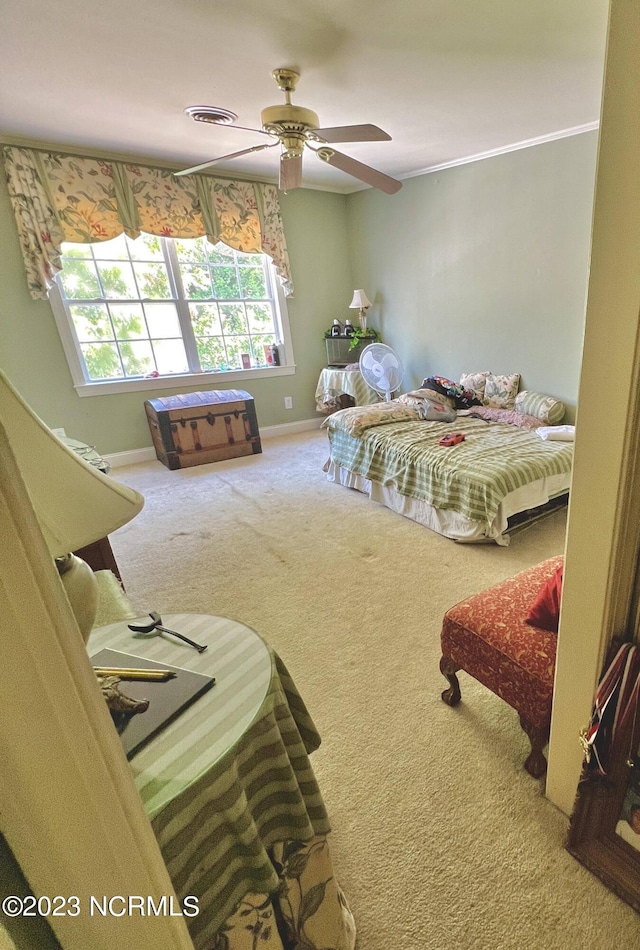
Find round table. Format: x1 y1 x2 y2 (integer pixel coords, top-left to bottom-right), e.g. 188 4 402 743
87 614 354 950
90 613 272 815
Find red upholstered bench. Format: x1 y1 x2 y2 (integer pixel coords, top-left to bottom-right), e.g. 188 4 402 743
439 556 563 779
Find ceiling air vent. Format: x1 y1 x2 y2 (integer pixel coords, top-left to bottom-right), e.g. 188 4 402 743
184 106 238 125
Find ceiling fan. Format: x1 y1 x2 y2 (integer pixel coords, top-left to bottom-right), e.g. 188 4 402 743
175 68 402 195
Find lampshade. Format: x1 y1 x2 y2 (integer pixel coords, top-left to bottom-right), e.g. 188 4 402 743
0 370 144 557
349 289 372 311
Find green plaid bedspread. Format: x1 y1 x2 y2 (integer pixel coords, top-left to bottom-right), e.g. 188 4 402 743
327 415 573 528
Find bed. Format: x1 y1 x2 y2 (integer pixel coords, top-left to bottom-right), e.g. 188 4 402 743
322 394 574 545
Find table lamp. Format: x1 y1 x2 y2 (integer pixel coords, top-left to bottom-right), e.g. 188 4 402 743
0 370 144 641
349 289 372 332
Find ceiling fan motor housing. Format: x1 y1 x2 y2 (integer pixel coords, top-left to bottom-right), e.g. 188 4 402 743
261 104 320 158
261 103 319 140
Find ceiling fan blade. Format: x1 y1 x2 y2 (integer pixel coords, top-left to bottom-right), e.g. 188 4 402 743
312 124 392 143
315 148 402 195
174 143 277 177
279 153 303 191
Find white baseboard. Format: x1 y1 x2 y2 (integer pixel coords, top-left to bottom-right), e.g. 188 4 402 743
260 417 323 439
104 446 158 468
104 417 323 468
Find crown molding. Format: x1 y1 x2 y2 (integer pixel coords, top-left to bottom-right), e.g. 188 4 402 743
0 121 600 195
400 122 600 180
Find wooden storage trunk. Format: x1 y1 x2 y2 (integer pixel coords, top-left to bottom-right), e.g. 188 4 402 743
145 389 261 470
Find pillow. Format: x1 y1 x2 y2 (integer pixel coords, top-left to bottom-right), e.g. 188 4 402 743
421 375 480 409
460 372 492 404
398 390 457 422
525 565 563 633
514 390 566 425
483 373 520 409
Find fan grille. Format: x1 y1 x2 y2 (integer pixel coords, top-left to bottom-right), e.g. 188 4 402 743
359 343 403 399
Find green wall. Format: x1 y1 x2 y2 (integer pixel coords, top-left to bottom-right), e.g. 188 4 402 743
346 133 599 421
0 133 597 452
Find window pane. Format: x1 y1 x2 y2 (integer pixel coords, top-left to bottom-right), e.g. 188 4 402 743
96 261 137 298
62 243 93 260
110 304 147 340
196 337 226 371
93 234 128 260
206 242 235 263
212 266 240 298
81 343 123 379
182 265 214 299
153 339 189 375
224 336 250 369
128 233 164 261
175 237 208 264
190 303 222 335
239 267 266 298
144 303 182 337
251 334 276 365
133 262 171 298
61 259 101 298
70 304 113 341
246 303 272 333
120 340 154 377
220 303 247 335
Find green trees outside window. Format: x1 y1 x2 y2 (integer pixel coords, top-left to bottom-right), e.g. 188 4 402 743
57 234 282 382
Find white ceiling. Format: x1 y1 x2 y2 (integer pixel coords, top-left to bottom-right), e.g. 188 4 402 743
1 0 609 194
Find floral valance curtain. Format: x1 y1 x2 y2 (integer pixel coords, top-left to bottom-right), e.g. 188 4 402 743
3 145 293 300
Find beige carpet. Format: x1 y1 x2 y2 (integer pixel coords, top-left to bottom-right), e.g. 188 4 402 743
110 429 640 950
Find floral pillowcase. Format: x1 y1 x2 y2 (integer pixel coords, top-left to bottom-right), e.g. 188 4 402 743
482 373 521 409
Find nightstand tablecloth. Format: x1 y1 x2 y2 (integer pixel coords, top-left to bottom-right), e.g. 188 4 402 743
315 368 380 412
89 613 355 950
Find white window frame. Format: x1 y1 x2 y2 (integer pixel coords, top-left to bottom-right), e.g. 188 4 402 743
48 238 295 397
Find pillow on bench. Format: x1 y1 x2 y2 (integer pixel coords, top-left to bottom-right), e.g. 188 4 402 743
525 563 564 633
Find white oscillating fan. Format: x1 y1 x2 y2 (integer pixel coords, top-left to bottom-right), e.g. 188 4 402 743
359 343 404 401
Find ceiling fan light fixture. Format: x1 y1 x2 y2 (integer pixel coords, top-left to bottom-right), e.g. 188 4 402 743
184 105 238 126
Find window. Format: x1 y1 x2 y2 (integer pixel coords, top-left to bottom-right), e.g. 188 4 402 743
50 233 293 394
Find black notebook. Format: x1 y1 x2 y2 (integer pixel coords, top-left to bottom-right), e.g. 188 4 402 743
91 648 216 759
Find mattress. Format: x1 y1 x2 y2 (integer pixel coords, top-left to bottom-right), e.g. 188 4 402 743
324 409 573 544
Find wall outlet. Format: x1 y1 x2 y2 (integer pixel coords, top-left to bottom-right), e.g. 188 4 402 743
284 396 293 410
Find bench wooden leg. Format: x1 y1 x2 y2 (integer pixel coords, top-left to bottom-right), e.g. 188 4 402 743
518 714 550 779
439 655 462 707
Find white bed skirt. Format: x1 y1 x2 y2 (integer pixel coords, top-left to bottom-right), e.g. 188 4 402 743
324 461 570 545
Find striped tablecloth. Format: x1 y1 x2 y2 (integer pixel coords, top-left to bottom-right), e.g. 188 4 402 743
88 614 352 949
315 368 380 412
